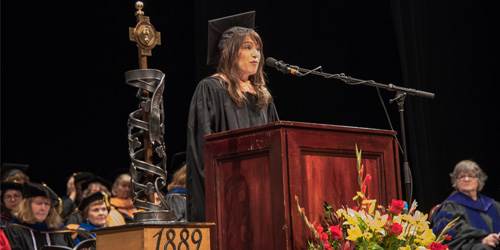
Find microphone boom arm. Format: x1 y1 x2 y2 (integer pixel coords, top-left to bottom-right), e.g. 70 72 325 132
294 67 435 99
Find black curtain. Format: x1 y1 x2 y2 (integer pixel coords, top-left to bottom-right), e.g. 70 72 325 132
391 0 500 211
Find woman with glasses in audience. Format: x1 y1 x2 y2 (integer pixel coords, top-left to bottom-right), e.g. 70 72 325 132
4 182 75 250
1 180 23 228
432 160 500 250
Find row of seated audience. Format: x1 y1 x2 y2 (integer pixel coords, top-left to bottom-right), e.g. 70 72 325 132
0 155 187 250
2 158 498 250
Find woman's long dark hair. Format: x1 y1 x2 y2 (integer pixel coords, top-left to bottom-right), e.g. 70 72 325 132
216 28 271 108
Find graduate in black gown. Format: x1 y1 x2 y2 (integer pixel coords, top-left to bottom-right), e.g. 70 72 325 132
165 164 187 221
1 181 23 228
432 160 500 250
4 182 75 250
73 192 111 250
186 11 279 222
60 172 94 223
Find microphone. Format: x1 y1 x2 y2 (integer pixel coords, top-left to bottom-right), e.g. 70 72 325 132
265 57 302 76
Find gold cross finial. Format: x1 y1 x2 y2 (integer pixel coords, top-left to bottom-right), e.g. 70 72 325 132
129 1 161 63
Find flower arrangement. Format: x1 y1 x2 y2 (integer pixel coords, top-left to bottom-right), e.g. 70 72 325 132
295 145 457 250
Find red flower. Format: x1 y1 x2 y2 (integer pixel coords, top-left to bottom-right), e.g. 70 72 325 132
390 199 405 215
362 184 366 194
330 225 343 240
324 241 333 250
429 242 447 250
388 223 403 236
316 223 324 234
364 174 372 185
321 232 329 242
445 235 452 241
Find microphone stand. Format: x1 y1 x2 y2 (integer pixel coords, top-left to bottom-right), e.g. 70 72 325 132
389 91 413 205
293 66 434 205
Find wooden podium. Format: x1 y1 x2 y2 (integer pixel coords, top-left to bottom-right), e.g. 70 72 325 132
204 121 402 250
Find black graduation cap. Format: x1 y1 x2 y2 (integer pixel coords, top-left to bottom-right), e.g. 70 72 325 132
88 174 113 191
1 181 23 200
22 182 63 213
23 182 60 201
1 163 29 180
170 151 186 171
78 191 110 211
166 151 186 187
64 171 93 185
207 10 256 65
73 172 94 184
64 171 97 191
1 181 23 192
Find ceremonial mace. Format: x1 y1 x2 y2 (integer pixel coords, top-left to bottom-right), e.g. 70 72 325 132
125 1 176 222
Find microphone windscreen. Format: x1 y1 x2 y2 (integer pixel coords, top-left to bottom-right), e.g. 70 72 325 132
265 57 277 68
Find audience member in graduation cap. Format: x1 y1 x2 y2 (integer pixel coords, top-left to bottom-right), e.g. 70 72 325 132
64 174 125 229
60 172 94 221
1 163 30 183
4 182 75 250
1 180 23 228
186 10 279 222
73 191 110 249
432 160 500 250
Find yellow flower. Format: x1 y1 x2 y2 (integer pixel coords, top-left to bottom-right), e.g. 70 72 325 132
364 212 386 233
346 224 363 241
415 228 436 246
353 191 365 201
414 211 429 227
362 199 377 215
373 210 389 229
392 215 403 225
400 213 417 226
336 209 347 221
343 208 361 226
397 232 407 241
398 246 411 250
363 231 373 239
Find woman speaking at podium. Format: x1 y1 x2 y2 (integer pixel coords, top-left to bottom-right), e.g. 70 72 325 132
186 11 279 222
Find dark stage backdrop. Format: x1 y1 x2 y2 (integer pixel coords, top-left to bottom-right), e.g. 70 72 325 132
1 0 498 213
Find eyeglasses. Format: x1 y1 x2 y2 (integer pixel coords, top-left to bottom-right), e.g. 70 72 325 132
457 174 477 181
4 194 22 200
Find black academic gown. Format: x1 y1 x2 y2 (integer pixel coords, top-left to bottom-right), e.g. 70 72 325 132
186 76 279 222
432 192 500 250
64 211 83 231
4 220 75 250
73 222 100 250
165 187 187 222
1 214 13 229
60 197 78 222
